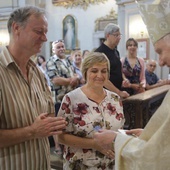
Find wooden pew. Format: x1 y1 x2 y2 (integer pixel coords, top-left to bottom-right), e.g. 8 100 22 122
122 85 170 129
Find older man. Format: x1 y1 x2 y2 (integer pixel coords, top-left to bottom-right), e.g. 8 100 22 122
46 40 80 155
95 23 130 98
94 1 170 169
0 6 66 170
46 40 79 111
145 59 170 90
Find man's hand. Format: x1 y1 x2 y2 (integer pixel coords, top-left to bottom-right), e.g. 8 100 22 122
93 129 117 150
30 113 67 138
158 79 170 86
70 76 79 87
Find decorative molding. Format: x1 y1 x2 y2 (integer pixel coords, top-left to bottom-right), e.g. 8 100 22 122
52 0 108 10
115 0 143 5
95 8 117 32
26 0 45 8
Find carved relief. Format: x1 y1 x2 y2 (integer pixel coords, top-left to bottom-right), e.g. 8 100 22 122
52 0 108 10
95 8 117 31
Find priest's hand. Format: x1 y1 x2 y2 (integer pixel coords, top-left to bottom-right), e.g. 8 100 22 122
93 129 117 150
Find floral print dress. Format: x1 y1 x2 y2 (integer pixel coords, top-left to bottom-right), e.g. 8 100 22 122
122 57 142 95
58 88 125 170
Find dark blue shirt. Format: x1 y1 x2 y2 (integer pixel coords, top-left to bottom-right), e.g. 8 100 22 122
145 70 160 85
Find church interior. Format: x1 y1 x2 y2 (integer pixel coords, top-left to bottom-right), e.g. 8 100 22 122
0 1 170 169
0 0 169 79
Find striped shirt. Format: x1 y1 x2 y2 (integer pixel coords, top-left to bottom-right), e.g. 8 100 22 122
0 46 54 170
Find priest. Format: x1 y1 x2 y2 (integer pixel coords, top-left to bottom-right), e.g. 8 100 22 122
94 0 170 169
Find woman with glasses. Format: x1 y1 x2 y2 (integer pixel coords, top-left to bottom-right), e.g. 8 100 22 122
121 38 146 95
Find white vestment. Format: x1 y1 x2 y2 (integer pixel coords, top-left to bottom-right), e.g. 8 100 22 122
115 90 170 170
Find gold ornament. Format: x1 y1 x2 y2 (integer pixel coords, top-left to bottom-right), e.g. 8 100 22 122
52 0 108 10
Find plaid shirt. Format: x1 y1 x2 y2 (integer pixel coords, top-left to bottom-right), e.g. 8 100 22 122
46 55 76 103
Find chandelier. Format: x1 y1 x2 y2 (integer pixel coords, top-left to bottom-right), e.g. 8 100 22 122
52 0 108 10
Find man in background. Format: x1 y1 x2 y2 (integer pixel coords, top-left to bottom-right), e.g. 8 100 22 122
145 59 170 90
95 23 129 98
46 40 80 155
0 6 66 170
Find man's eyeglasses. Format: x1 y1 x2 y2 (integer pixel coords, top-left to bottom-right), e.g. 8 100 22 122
149 64 156 68
110 33 122 38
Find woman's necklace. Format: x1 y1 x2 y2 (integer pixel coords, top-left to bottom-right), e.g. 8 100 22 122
81 86 106 104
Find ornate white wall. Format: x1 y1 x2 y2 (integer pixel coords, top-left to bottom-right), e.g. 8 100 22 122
0 0 169 78
116 0 169 79
45 0 118 57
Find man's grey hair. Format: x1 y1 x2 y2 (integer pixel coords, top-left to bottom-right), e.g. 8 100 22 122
146 59 157 65
104 23 120 38
7 6 46 34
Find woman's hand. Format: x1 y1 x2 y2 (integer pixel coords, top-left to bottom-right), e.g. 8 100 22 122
131 84 140 91
122 79 131 88
118 90 130 98
102 149 115 159
93 139 115 159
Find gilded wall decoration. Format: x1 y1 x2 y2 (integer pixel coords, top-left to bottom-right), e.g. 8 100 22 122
52 0 108 10
95 8 117 31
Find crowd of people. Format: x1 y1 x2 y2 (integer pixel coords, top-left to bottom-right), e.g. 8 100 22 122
0 0 170 170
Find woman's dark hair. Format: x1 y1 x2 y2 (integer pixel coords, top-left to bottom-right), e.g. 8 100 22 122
126 38 138 49
37 55 46 66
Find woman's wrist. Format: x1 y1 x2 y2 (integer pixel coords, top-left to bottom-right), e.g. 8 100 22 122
92 138 97 150
129 83 132 88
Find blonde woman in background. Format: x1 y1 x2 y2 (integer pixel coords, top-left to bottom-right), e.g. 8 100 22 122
72 49 85 86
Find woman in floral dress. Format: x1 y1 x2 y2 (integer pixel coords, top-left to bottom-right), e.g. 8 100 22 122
121 38 146 95
58 52 125 170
